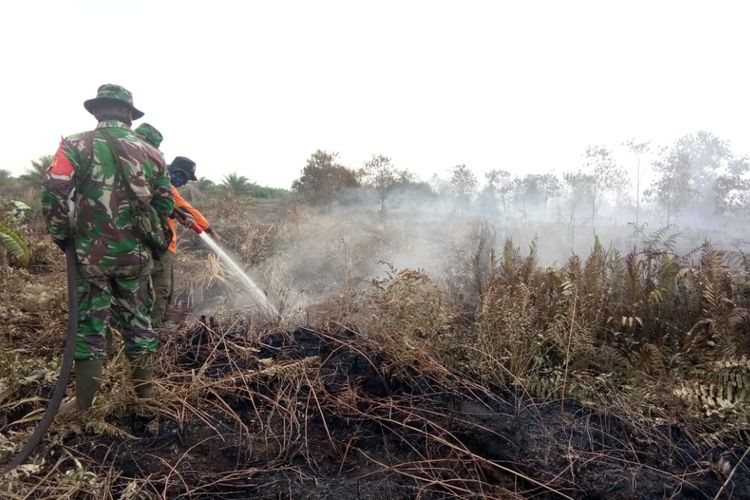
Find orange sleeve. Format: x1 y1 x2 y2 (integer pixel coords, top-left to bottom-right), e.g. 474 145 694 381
173 187 210 230
167 216 177 253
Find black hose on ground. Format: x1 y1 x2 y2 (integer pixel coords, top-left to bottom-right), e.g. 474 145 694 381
0 240 78 476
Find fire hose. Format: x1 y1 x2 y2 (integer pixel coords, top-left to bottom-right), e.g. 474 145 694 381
173 207 203 234
1 210 227 475
0 240 78 477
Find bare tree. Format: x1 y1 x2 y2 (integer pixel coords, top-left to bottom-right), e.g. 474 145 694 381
645 131 734 224
513 173 561 218
447 164 478 207
581 145 626 227
481 169 514 213
563 171 596 243
623 139 650 227
713 156 750 215
674 131 731 215
362 154 397 212
645 149 694 225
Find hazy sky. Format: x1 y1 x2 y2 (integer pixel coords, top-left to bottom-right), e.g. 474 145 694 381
1 1 748 189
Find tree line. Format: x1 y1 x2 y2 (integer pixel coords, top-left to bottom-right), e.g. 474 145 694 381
291 131 750 229
3 130 748 230
0 160 290 203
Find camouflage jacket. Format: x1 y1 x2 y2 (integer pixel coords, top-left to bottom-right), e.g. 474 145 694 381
42 120 174 278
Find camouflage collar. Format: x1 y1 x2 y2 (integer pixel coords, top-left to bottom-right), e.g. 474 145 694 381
96 120 131 130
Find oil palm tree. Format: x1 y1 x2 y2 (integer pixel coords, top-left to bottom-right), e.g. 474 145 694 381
19 155 53 190
221 172 253 196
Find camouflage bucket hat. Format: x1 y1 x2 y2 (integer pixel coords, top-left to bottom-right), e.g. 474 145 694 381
135 123 163 148
169 156 197 181
83 83 144 119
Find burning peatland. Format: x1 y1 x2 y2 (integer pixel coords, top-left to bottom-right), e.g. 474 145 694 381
1 196 750 498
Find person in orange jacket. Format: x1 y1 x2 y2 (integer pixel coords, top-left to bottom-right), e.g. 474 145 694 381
134 123 213 326
153 156 213 326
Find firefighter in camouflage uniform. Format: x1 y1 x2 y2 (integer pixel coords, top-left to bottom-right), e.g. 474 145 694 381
41 84 174 412
134 124 213 327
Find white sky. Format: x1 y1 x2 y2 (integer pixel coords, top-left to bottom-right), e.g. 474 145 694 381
1 0 748 189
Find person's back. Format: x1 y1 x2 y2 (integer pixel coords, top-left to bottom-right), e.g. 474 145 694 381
51 122 173 277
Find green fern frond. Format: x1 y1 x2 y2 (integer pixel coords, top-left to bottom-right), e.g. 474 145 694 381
501 238 520 280
0 222 29 267
523 368 591 401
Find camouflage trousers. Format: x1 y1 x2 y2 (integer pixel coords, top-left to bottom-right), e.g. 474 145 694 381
76 274 157 361
149 250 174 328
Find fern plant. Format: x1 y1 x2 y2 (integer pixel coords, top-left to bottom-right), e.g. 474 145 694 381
0 221 29 267
674 356 750 421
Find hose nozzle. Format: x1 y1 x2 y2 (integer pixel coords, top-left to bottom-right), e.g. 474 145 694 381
173 207 203 234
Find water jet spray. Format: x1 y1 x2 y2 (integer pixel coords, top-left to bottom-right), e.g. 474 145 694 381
174 208 279 319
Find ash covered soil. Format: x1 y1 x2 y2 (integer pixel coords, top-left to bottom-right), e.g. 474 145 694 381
3 319 748 499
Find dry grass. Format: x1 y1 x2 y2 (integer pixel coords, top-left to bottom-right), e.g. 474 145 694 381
1 197 749 498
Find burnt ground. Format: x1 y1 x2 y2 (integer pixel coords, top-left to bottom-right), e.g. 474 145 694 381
12 322 747 499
